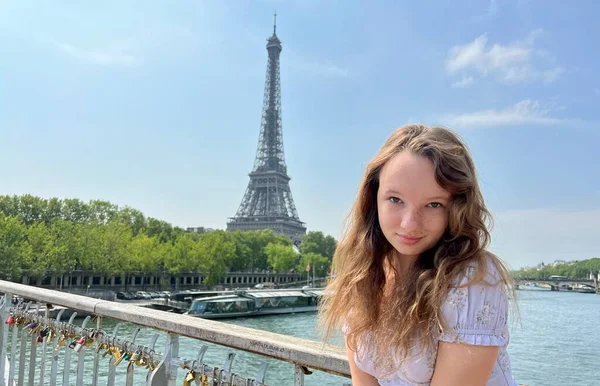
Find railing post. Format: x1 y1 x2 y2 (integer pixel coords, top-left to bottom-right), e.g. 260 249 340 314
27 304 41 386
294 364 305 386
75 316 92 386
165 333 179 386
8 310 18 386
49 309 66 386
38 304 51 386
107 323 123 386
0 294 11 386
62 312 78 386
125 327 141 386
91 316 102 386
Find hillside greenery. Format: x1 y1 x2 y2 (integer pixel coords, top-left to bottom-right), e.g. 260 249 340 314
513 258 600 280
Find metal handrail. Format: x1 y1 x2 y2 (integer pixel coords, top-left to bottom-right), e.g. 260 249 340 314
0 280 350 378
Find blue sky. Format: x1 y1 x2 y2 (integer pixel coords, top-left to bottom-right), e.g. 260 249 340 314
1 0 598 269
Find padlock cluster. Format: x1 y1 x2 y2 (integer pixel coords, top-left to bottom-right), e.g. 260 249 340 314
5 310 160 371
177 362 250 386
4 307 267 386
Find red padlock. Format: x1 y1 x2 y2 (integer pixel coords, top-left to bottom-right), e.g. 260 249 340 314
5 316 15 325
37 336 44 343
74 337 86 352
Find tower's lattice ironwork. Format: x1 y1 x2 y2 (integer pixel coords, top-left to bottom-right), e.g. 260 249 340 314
227 15 306 243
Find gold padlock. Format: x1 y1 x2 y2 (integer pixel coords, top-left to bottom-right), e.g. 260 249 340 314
182 371 195 386
148 360 158 371
130 350 141 363
137 355 148 367
200 374 209 386
113 350 125 366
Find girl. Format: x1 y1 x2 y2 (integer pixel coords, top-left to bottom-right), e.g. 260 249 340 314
320 125 518 386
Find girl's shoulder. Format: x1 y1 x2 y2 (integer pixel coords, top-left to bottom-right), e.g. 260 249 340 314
440 253 511 346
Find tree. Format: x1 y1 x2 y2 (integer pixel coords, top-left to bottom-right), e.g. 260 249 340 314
265 243 298 273
0 195 19 218
17 194 47 227
47 220 79 277
43 198 64 225
61 198 90 224
229 231 253 272
300 231 337 260
297 252 330 277
128 233 160 290
89 200 118 225
98 221 132 275
77 223 103 271
164 234 197 276
22 222 52 278
0 216 27 279
145 217 176 243
117 207 146 236
197 231 236 286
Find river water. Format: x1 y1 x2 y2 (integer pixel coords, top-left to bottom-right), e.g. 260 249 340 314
7 290 600 385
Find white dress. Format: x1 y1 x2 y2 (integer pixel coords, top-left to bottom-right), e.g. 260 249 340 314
347 265 518 385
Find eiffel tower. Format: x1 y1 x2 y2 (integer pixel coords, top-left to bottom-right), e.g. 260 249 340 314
226 15 306 244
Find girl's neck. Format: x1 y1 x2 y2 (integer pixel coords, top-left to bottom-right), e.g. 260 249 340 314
383 253 417 297
387 252 417 277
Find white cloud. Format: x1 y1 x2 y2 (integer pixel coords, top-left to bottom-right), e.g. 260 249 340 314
491 208 600 269
542 67 564 83
287 49 349 78
446 30 562 85
296 59 349 77
57 41 138 67
315 61 349 77
451 76 474 88
443 99 580 129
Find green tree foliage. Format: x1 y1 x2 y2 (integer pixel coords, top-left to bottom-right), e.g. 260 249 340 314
197 231 236 286
0 195 339 287
265 243 298 273
22 222 52 278
514 258 600 280
300 231 337 260
0 215 27 279
297 252 330 277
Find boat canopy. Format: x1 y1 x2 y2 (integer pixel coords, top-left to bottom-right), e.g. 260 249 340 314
246 291 311 298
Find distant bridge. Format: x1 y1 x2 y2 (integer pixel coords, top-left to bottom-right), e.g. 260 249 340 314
517 277 598 292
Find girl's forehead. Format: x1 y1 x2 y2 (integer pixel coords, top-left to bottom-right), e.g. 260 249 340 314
379 153 450 198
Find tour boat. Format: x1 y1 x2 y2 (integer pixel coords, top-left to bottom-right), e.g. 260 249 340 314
184 289 323 319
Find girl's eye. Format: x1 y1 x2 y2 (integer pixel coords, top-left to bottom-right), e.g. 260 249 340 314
389 197 403 204
428 202 443 208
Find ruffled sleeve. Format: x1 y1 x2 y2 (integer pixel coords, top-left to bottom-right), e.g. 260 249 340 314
439 265 509 347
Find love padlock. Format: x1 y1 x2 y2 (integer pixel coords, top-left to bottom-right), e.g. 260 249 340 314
37 336 44 343
40 327 49 337
73 337 86 353
5 316 15 325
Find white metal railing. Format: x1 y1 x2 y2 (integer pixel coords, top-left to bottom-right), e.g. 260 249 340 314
0 280 351 386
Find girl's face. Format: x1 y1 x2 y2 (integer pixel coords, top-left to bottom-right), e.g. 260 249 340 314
377 151 451 265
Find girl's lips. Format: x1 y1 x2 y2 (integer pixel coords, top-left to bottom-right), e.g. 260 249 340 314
396 234 424 245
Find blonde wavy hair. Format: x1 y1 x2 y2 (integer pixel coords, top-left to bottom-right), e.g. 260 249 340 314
319 124 513 373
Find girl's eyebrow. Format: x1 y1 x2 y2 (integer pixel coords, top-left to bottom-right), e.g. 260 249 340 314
382 189 449 201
